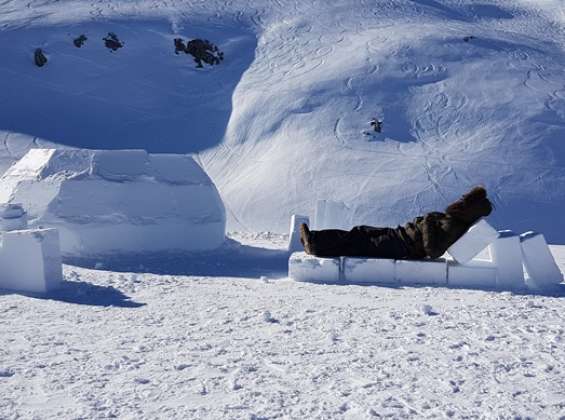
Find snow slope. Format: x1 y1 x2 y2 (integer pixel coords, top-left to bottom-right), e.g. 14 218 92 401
1 236 565 418
0 0 564 240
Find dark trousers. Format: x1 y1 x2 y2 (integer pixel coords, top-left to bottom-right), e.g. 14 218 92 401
308 226 410 259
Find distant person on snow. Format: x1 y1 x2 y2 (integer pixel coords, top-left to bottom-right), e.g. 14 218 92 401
299 186 492 260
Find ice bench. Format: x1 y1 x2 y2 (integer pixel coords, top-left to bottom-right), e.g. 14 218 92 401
288 217 563 291
0 204 63 294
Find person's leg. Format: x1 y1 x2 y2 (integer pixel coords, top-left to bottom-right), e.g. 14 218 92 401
302 224 409 259
360 226 410 259
302 225 379 257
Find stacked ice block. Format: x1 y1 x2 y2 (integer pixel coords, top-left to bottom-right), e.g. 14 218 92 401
0 203 63 294
288 215 563 291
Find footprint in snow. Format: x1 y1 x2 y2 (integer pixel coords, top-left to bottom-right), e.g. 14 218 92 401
263 311 280 323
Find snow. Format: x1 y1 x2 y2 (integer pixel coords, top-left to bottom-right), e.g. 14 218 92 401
0 0 563 241
0 204 28 232
0 228 63 293
520 232 564 290
314 200 351 231
1 236 564 418
0 0 564 417
396 259 448 286
490 230 526 290
287 214 310 253
288 252 341 284
343 257 397 285
447 219 499 264
0 149 226 256
447 259 498 289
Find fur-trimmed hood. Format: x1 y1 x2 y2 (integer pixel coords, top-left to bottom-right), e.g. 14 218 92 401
444 186 492 223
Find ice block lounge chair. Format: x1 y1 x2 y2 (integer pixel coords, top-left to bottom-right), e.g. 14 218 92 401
0 204 63 294
288 217 563 291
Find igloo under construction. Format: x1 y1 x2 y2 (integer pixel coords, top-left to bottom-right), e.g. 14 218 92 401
0 149 226 257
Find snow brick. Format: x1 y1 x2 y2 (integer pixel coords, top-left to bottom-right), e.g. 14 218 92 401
287 215 310 253
343 257 396 284
0 228 63 293
289 252 341 284
314 200 350 230
489 230 525 290
520 232 563 290
447 219 499 264
0 203 28 231
396 259 447 286
448 260 497 289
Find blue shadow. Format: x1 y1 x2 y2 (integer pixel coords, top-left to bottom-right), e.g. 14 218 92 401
0 280 145 307
0 19 257 153
65 238 291 279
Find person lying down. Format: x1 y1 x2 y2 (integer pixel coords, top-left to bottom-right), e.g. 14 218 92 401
299 186 493 260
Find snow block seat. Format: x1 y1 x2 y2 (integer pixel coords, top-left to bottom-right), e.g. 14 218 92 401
0 228 63 293
0 203 28 231
0 149 226 257
289 219 498 287
447 219 499 264
289 252 341 284
520 232 563 290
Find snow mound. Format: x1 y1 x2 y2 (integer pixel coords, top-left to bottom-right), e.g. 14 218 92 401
0 149 225 256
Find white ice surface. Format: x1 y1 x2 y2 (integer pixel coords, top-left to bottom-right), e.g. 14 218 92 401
448 260 498 289
521 232 564 289
490 230 525 290
343 257 396 285
287 214 310 253
447 219 499 264
0 228 62 293
1 235 564 418
0 149 226 256
396 259 448 286
288 252 340 284
0 204 28 232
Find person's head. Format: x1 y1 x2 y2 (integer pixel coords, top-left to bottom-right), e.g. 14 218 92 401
445 186 492 224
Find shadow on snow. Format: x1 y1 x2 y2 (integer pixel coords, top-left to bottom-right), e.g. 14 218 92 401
0 280 145 308
0 19 257 153
65 238 291 279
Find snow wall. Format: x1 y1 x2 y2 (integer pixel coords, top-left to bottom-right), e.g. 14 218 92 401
0 149 226 257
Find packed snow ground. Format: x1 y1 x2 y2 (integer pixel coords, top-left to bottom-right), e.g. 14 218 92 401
1 236 565 419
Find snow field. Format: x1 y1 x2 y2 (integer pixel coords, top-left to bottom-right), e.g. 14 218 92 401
2 240 565 418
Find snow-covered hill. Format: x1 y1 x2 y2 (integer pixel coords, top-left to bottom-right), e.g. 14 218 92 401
1 0 564 240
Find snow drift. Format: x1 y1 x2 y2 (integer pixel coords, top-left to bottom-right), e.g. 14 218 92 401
0 149 226 256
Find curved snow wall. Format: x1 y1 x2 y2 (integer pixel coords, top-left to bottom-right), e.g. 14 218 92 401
0 149 226 257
